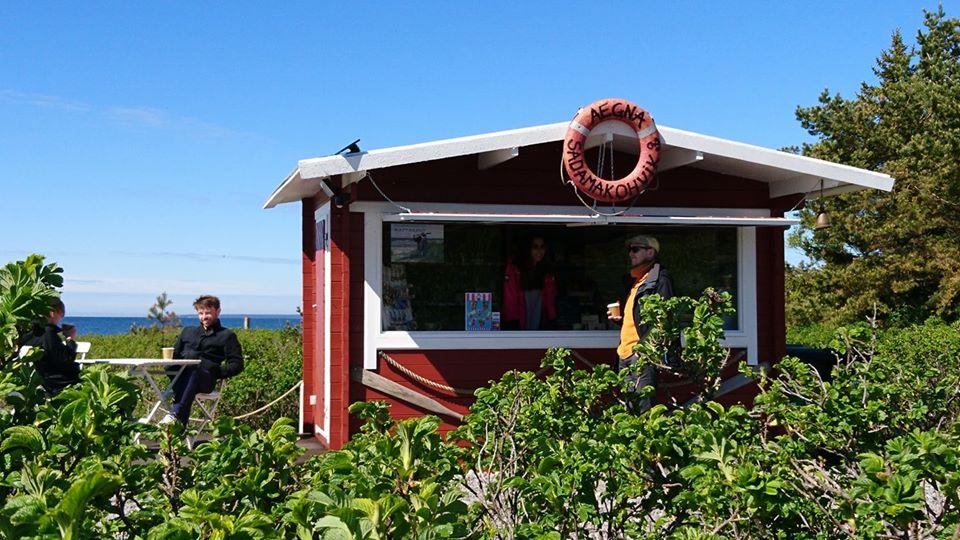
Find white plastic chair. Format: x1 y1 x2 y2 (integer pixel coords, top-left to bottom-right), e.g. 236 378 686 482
188 379 227 447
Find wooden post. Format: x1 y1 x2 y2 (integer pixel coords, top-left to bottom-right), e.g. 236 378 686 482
243 316 250 329
350 367 464 421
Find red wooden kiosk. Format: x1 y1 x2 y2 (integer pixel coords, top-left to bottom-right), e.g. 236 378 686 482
264 103 893 449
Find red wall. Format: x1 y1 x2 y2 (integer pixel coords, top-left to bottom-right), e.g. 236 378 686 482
300 199 318 435
350 349 610 436
353 143 770 208
303 142 791 449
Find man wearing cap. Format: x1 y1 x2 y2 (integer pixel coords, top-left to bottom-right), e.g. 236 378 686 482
608 234 674 411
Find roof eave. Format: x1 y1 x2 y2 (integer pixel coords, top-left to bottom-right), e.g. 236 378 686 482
264 121 895 208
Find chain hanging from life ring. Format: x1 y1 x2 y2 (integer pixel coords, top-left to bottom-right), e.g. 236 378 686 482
559 141 650 217
559 98 662 216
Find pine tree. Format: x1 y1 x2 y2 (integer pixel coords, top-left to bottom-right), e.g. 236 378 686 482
146 291 181 332
789 8 960 326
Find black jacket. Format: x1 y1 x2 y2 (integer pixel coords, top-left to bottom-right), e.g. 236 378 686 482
624 263 674 342
21 323 80 394
171 321 244 379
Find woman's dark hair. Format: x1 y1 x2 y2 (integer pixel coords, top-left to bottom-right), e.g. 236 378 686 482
518 236 551 290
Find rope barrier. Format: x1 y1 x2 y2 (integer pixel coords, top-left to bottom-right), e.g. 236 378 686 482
379 351 477 396
232 381 303 420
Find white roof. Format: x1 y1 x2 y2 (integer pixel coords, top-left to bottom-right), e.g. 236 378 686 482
263 121 894 209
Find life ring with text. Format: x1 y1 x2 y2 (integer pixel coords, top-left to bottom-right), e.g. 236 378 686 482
562 98 661 203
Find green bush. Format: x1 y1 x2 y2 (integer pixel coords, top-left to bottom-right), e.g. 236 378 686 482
785 323 837 348
80 327 302 430
7 255 960 537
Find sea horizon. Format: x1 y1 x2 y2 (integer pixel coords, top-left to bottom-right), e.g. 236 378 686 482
64 314 301 335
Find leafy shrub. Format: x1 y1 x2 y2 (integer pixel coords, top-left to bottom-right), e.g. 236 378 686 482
5 254 960 537
285 401 470 538
786 323 837 348
0 254 61 356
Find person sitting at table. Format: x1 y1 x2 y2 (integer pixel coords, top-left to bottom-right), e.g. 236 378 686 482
161 295 244 425
502 235 557 330
20 298 81 395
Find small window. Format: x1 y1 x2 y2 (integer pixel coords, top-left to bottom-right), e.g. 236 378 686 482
381 223 738 332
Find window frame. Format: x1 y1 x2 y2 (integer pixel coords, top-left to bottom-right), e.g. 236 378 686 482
356 202 781 369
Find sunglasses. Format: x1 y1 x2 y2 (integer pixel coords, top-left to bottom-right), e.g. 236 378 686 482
627 245 651 254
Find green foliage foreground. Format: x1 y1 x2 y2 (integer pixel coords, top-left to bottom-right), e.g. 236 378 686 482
2 256 960 538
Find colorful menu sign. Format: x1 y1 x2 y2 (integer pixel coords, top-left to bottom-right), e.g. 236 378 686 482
465 292 494 331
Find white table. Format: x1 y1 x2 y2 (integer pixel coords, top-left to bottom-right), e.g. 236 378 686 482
78 358 201 425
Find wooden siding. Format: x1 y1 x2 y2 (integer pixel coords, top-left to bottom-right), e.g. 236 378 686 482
300 198 318 435
326 202 360 449
352 143 770 209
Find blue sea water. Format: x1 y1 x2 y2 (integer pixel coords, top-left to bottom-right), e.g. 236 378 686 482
64 315 301 336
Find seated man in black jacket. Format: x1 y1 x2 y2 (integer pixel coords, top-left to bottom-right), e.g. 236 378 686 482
162 295 243 425
21 298 81 395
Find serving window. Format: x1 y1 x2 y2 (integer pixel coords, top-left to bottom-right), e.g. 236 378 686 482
380 222 739 332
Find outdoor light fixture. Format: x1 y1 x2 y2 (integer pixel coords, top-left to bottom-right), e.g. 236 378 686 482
332 189 351 209
317 178 351 208
814 178 831 230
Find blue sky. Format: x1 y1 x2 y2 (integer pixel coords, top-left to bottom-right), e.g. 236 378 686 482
1 1 948 315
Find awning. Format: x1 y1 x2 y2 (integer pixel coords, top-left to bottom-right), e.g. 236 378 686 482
388 212 798 227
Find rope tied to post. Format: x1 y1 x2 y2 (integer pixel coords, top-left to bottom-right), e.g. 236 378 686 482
232 380 303 420
379 351 477 396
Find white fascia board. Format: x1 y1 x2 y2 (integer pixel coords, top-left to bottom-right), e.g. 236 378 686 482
768 177 842 199
350 201 774 217
263 167 303 209
390 212 797 227
659 126 895 192
297 122 567 180
350 201 795 226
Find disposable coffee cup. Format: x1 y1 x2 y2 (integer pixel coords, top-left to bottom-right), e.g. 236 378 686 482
161 347 174 360
607 302 621 318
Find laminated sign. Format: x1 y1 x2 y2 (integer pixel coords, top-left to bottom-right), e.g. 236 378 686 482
464 292 493 331
390 224 444 263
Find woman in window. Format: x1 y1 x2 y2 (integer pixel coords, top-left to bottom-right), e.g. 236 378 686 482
502 235 557 330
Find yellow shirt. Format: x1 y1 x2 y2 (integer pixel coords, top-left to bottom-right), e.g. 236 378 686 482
617 265 651 359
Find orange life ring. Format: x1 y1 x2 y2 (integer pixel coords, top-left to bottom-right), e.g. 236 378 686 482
562 98 661 203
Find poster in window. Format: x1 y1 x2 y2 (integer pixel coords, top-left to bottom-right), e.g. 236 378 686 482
465 292 494 331
390 224 444 263
382 265 415 330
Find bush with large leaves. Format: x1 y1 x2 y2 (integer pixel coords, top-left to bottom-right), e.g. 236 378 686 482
3 254 960 537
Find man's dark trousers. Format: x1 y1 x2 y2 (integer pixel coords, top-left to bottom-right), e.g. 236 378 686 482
170 366 217 425
619 353 657 413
